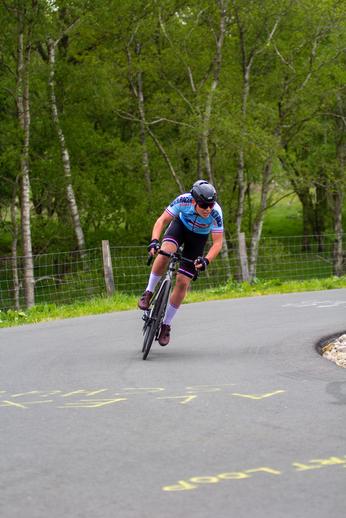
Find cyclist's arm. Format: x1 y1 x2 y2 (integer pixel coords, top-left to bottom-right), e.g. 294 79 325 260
204 232 223 263
151 211 174 241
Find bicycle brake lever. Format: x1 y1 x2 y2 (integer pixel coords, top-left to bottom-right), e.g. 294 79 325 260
192 268 200 282
147 255 153 266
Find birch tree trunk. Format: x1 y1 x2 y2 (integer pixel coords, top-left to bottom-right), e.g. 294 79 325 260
20 53 35 307
231 3 280 281
2 2 37 308
15 10 35 309
47 37 85 253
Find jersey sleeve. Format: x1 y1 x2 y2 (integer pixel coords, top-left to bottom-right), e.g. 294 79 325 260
211 206 224 234
165 194 192 218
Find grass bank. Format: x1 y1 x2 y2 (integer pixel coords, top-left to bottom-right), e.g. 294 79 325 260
0 276 345 329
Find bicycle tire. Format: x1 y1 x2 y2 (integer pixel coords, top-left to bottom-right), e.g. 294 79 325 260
142 290 163 360
142 281 171 360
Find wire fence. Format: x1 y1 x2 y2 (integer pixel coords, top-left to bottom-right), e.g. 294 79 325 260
0 234 345 311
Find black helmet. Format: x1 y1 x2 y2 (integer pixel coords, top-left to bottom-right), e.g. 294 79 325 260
190 180 217 204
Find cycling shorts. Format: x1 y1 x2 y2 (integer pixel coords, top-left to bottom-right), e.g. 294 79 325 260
162 216 208 278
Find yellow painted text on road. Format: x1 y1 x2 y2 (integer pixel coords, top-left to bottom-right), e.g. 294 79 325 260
231 390 285 399
163 455 346 491
57 398 127 408
0 384 286 409
157 396 197 404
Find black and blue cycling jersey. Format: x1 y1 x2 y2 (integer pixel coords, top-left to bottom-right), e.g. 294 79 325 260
165 193 223 235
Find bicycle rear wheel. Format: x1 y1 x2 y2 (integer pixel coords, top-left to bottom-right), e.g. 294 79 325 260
142 281 171 360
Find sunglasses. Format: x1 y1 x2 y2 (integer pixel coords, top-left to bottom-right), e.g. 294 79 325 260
198 202 215 210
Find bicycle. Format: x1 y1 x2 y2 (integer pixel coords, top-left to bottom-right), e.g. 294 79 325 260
141 249 200 360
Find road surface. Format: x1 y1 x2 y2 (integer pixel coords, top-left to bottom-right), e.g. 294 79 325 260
1 289 345 517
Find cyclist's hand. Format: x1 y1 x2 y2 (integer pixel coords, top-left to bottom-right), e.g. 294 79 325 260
195 256 209 271
148 239 160 255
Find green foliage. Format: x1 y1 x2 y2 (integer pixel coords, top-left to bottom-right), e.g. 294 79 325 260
0 0 345 261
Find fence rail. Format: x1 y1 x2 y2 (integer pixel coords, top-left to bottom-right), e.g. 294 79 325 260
0 234 345 311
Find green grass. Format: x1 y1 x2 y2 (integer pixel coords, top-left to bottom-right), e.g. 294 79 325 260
1 275 345 329
261 191 346 237
261 193 304 237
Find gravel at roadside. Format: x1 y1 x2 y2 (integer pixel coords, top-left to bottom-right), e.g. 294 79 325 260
322 334 346 369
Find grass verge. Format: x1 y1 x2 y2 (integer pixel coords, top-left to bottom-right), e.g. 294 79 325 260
0 276 345 329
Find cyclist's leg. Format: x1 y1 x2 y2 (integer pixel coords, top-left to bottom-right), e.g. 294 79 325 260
143 240 175 297
143 241 173 296
165 230 208 316
170 273 191 307
151 240 176 275
158 273 190 346
139 221 182 310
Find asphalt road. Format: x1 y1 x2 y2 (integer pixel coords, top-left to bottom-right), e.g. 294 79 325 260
1 289 346 518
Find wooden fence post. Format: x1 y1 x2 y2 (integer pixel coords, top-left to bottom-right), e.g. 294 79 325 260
238 232 251 283
102 240 115 296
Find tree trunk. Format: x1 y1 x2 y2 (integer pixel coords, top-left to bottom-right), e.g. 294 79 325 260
11 176 20 310
330 95 345 276
332 190 344 276
197 137 203 179
314 185 327 251
295 187 312 252
333 96 345 275
136 43 151 192
2 3 36 308
248 160 273 279
18 20 34 309
235 9 251 235
236 150 246 234
47 38 85 254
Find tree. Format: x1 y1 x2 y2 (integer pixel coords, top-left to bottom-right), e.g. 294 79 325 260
325 90 346 275
1 0 44 307
39 12 86 254
245 0 346 277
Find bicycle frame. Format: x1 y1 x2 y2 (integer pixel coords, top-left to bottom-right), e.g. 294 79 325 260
141 250 199 359
142 252 179 337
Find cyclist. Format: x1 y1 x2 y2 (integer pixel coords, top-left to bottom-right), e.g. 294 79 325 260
138 180 224 346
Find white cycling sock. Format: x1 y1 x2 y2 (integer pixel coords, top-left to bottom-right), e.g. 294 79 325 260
163 301 179 326
146 271 162 293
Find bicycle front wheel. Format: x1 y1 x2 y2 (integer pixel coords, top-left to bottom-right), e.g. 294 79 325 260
142 281 171 360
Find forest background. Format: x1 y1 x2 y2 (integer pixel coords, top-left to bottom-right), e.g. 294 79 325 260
0 0 346 309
